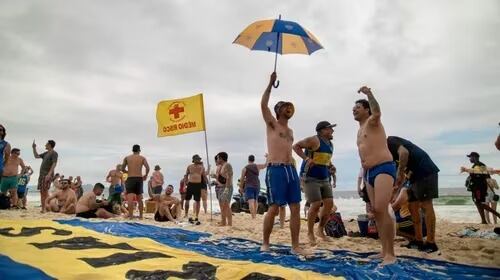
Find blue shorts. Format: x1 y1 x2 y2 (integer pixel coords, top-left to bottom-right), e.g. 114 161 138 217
244 187 259 201
265 165 301 206
364 161 396 187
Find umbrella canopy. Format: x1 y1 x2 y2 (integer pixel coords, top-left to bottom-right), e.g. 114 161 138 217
233 18 323 55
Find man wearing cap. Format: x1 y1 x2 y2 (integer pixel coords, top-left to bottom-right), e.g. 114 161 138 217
260 72 308 255
293 121 336 246
353 86 396 266
121 144 150 219
183 154 206 224
150 165 164 198
460 152 500 224
387 136 440 253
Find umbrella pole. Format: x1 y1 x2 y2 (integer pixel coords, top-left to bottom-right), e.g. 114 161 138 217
273 32 280 88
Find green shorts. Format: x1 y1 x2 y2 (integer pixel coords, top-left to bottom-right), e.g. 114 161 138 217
1 176 18 193
303 177 333 203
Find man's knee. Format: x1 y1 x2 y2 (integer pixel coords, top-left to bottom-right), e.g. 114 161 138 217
309 201 321 212
267 205 279 216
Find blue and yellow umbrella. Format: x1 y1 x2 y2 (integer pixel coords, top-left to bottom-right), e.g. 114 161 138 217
233 15 323 87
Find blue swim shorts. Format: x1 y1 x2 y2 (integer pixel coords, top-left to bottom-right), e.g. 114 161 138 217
364 161 396 187
244 186 259 201
265 164 301 206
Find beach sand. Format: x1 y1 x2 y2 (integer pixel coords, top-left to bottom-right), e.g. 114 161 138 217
1 206 499 268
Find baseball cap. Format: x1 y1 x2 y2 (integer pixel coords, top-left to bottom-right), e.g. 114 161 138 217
192 154 202 162
274 101 293 115
466 152 480 158
154 165 161 171
316 121 337 132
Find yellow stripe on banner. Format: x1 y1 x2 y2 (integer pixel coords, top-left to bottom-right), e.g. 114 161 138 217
281 33 309 54
233 19 275 49
0 220 341 280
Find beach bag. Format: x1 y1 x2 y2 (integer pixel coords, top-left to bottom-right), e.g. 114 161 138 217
0 193 10 209
487 178 499 190
325 212 347 238
465 176 473 192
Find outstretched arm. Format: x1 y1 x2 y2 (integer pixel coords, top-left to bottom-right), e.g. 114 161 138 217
358 86 381 124
261 72 277 127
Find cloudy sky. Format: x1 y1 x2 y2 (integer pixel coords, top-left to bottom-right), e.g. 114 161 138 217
1 0 499 190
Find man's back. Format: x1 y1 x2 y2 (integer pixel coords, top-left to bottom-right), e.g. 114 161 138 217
76 192 94 213
126 154 145 177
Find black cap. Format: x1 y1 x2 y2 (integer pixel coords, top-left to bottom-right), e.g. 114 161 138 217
192 154 202 162
154 165 161 171
316 121 337 132
467 152 480 158
274 101 292 115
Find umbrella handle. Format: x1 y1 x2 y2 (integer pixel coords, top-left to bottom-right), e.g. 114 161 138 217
273 80 280 88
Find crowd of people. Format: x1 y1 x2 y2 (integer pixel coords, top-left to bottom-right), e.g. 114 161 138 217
1 76 499 266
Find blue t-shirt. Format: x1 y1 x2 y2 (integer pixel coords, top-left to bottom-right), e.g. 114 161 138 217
17 175 29 193
300 136 333 180
387 136 439 182
0 139 8 171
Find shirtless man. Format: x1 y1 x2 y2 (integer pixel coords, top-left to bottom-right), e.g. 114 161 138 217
106 164 123 195
0 124 11 186
353 86 396 266
122 144 150 219
260 72 307 255
1 148 26 208
155 185 181 222
45 179 77 214
184 154 206 225
76 183 114 219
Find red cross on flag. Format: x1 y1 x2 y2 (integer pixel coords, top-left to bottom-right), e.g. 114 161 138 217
156 93 206 137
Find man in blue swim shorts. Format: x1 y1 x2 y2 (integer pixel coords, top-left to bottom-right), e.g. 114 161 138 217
260 72 309 256
354 86 396 266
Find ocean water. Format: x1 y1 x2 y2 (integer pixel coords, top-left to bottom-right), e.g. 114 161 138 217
21 187 485 223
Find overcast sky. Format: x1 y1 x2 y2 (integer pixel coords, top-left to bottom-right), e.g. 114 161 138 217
1 0 499 190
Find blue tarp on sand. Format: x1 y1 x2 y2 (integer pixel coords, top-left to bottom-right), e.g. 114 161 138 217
58 219 500 280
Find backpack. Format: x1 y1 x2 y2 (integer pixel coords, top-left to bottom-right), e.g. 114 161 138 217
0 193 10 209
325 212 347 238
465 176 472 192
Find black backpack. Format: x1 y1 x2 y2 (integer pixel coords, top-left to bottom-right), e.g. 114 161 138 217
465 176 472 192
325 212 347 238
0 193 10 209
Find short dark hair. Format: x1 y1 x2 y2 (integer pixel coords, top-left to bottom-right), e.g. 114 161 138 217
217 152 228 162
47 140 56 148
355 99 371 115
248 155 255 162
11 148 20 154
0 125 5 140
132 144 140 152
94 183 105 190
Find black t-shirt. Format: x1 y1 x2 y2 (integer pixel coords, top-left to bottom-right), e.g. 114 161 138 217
469 162 490 189
387 136 439 182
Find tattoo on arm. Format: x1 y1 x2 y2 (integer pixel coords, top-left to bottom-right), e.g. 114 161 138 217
366 92 381 115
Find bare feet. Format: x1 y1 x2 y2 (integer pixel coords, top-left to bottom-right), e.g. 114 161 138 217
316 229 334 242
260 244 270 252
379 256 397 267
308 233 318 246
368 253 384 259
291 246 313 257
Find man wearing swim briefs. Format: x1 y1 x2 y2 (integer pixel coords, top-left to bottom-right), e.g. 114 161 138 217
184 154 206 224
260 72 308 255
76 183 114 219
293 121 336 246
106 164 123 195
122 144 150 219
32 139 58 213
353 86 396 266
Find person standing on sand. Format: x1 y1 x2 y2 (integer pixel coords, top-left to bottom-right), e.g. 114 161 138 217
0 124 11 186
214 152 233 226
32 140 58 213
179 178 186 210
353 86 396 266
121 144 150 219
184 154 206 225
260 72 308 255
387 136 440 253
239 155 267 219
293 121 336 246
1 148 26 208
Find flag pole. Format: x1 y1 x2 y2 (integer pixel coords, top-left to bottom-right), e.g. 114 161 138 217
200 94 213 222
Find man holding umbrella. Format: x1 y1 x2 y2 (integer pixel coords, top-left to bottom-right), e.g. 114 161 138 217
260 72 308 255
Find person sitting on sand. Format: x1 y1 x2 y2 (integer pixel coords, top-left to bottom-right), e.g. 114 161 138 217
1 148 26 208
76 183 114 219
154 184 181 222
45 179 77 214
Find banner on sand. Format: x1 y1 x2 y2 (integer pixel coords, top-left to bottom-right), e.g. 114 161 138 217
156 93 206 137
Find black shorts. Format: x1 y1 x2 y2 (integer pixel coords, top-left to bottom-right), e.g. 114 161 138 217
17 191 26 199
154 211 176 222
126 177 143 195
186 182 203 202
76 209 98 219
152 185 162 195
408 173 439 202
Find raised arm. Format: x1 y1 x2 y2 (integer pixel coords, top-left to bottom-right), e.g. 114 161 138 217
358 86 381 125
32 140 40 159
261 72 277 127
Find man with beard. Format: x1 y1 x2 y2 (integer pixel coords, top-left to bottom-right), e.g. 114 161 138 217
76 183 114 219
293 121 336 246
353 86 396 266
260 72 307 255
155 184 181 222
45 179 77 214
32 140 58 213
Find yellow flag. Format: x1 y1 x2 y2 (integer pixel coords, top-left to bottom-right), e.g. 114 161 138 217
156 93 206 137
